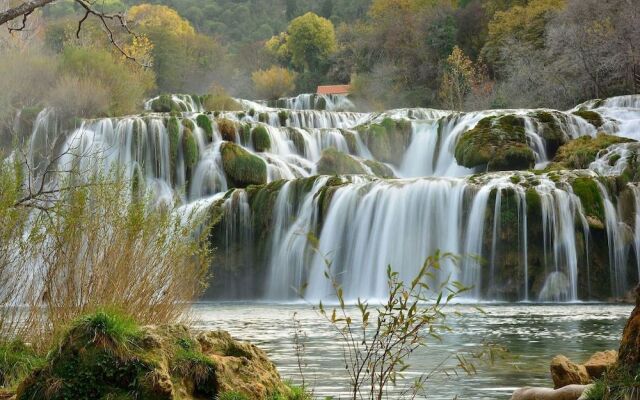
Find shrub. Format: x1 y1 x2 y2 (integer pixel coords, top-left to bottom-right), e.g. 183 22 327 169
252 66 296 100
59 46 154 116
47 76 110 121
0 341 44 389
203 85 242 112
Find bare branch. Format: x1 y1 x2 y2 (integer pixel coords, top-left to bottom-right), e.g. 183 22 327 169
0 0 55 26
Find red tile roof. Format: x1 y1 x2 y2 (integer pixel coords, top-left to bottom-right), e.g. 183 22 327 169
317 85 351 95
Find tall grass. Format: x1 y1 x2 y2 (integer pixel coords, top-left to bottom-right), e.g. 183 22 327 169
0 158 212 350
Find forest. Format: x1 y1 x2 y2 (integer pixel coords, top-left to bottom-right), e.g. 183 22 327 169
2 0 640 399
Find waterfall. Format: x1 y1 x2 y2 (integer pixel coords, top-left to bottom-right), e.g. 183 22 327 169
21 93 640 302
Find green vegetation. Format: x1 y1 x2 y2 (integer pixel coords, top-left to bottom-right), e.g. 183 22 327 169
251 126 272 152
455 115 535 171
316 148 367 175
167 116 181 180
203 86 243 112
573 110 605 128
571 177 605 227
182 127 199 171
220 142 268 188
151 94 182 113
357 118 412 164
551 135 635 169
196 114 214 141
0 341 45 389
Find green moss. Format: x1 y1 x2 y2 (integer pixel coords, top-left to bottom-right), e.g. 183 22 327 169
317 148 367 175
552 134 635 169
357 118 413 164
0 341 45 389
315 96 327 110
278 110 289 126
252 126 271 152
525 188 542 218
363 159 395 178
455 115 535 171
150 95 181 113
259 113 269 123
287 128 306 154
182 127 199 170
220 142 267 188
171 348 217 398
218 118 237 142
202 92 242 112
240 123 252 146
573 110 604 128
529 111 569 154
572 177 605 224
248 109 256 117
218 392 249 400
196 114 213 141
167 116 180 181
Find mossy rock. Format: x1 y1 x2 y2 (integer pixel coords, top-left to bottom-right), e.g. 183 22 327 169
182 127 199 170
15 311 289 400
167 116 181 183
357 118 412 165
363 159 395 178
258 113 269 123
573 110 604 128
151 95 182 113
196 114 213 141
251 126 271 152
529 111 571 155
287 128 306 154
220 142 267 188
277 110 289 126
218 118 238 142
571 176 605 229
316 148 367 175
551 134 635 169
455 115 535 171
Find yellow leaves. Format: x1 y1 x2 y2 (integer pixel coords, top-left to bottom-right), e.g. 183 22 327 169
252 66 296 100
122 35 153 67
127 4 195 37
487 0 566 47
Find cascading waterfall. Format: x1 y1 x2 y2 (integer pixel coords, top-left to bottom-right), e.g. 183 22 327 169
24 92 640 302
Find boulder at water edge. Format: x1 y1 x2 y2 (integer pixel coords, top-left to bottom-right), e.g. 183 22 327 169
510 384 591 400
618 285 640 369
550 356 591 388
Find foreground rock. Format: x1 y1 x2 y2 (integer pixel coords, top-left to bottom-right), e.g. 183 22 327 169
618 285 640 369
511 385 591 400
15 312 289 400
550 351 617 388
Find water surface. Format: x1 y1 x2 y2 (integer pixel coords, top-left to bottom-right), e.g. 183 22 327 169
193 303 631 399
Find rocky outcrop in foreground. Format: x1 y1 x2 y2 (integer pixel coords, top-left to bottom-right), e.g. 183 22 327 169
13 312 291 400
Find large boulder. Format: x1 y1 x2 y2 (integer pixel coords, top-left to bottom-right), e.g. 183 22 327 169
15 312 289 400
550 134 634 170
583 350 617 379
455 115 536 172
316 148 395 178
550 355 591 389
511 385 590 400
220 142 268 188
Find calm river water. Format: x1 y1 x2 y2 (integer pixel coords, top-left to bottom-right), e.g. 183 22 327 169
193 303 632 399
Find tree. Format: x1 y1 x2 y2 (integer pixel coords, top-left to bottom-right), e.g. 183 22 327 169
252 66 296 100
287 12 336 72
0 0 141 63
439 46 477 110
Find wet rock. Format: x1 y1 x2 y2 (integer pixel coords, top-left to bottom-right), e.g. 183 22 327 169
583 350 617 379
511 384 590 400
550 355 590 388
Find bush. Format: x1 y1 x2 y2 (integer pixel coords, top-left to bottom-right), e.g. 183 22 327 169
47 76 110 120
58 46 154 116
0 164 211 350
203 85 242 112
252 66 296 100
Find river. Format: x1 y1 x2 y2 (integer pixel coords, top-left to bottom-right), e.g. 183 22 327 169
193 303 631 399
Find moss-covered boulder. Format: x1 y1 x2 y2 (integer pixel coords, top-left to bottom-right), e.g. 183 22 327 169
571 176 605 230
551 134 635 170
151 95 182 113
363 159 395 178
573 110 605 128
316 148 367 175
220 142 267 188
218 118 238 142
15 311 290 400
455 115 536 171
167 116 181 183
196 114 213 141
251 126 271 152
183 127 199 172
357 118 413 165
277 110 289 126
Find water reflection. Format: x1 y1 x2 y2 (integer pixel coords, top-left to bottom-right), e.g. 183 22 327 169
192 303 631 399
